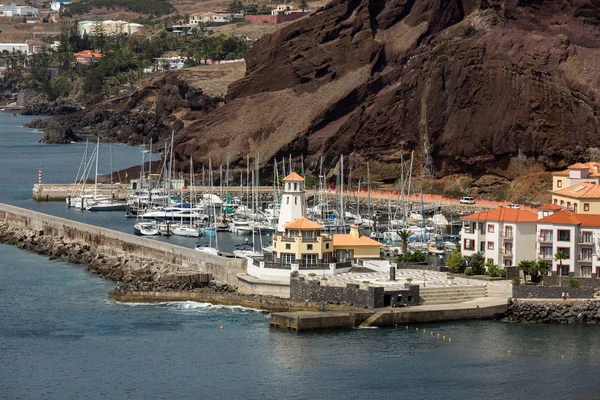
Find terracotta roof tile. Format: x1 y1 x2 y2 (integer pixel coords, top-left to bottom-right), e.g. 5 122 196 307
284 217 322 230
538 204 563 211
552 162 600 177
552 182 600 198
461 208 538 223
283 171 304 181
537 210 582 225
333 234 382 247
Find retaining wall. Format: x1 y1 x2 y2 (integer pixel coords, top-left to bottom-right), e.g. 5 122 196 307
244 13 307 24
512 285 594 299
0 203 246 284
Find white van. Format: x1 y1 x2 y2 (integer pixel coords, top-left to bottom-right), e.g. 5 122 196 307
459 197 475 204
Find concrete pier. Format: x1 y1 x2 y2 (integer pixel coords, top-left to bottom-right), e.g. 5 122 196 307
269 298 509 331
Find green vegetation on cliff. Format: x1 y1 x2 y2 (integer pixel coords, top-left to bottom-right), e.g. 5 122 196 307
25 23 249 102
62 0 173 16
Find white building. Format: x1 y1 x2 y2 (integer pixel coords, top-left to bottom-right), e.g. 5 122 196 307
277 172 307 232
461 207 538 267
143 57 186 73
0 4 38 17
0 42 29 54
536 209 600 278
78 20 143 37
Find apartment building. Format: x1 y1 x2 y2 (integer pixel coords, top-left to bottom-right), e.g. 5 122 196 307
461 208 538 267
537 210 600 278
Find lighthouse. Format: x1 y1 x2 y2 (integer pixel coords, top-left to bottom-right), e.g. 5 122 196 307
277 172 307 232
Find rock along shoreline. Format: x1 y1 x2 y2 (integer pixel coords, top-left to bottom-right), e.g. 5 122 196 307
0 220 350 313
504 299 600 324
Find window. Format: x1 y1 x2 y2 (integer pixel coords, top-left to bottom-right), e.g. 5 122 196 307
302 231 312 238
285 243 291 250
487 258 494 264
582 266 592 278
295 197 298 205
581 248 593 261
582 231 593 243
540 247 553 259
584 203 590 211
463 239 475 251
558 265 569 276
504 260 512 267
554 199 558 205
560 200 565 206
323 253 332 263
558 230 571 242
301 254 317 264
557 247 570 259
307 244 313 250
504 227 513 238
539 230 553 242
281 253 295 264
488 224 495 233
290 230 299 237
286 196 289 205
487 241 494 250
325 243 330 249
557 179 562 188
567 202 571 209
480 241 485 252
504 243 513 255
294 182 298 191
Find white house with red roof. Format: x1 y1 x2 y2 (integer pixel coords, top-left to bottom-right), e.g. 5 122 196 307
537 209 600 278
461 207 538 267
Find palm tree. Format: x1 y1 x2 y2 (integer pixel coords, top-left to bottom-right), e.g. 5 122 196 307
399 229 412 255
553 250 568 286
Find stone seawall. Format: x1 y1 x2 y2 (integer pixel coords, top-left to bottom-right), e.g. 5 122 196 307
0 203 246 292
505 300 600 324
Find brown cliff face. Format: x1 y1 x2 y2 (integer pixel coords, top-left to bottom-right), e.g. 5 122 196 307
175 0 600 183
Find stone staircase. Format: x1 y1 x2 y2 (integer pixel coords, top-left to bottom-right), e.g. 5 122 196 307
419 285 488 305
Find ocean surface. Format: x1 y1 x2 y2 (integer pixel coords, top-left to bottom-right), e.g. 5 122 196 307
2 112 600 399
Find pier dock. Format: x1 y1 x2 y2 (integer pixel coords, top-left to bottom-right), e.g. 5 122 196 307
269 298 508 331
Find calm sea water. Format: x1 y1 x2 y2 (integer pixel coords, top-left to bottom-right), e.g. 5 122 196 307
2 112 600 399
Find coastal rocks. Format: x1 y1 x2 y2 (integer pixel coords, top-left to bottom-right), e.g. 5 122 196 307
0 221 222 295
40 127 81 144
25 71 223 148
505 300 600 324
18 89 80 116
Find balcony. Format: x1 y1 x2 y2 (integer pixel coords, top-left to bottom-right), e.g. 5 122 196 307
500 233 514 240
578 258 593 264
539 254 553 261
537 236 553 243
501 251 513 257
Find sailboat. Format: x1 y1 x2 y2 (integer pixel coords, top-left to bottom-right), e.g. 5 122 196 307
86 144 128 211
195 159 219 255
133 221 159 236
172 157 202 237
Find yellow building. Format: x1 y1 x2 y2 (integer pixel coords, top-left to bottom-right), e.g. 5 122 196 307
272 218 382 265
550 162 600 213
551 182 600 214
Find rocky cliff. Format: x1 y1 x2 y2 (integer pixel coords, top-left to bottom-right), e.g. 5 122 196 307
174 0 600 183
27 64 244 145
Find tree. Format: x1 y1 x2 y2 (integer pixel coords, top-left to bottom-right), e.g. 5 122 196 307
469 252 485 275
532 260 549 283
518 260 536 283
553 250 568 276
228 0 243 13
445 246 465 273
398 229 412 255
298 0 309 11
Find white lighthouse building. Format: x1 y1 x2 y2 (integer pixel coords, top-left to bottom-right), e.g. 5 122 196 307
277 172 307 232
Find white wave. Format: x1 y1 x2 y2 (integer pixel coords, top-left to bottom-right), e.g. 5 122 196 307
110 300 265 313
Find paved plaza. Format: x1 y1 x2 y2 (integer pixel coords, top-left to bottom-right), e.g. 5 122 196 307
320 269 510 289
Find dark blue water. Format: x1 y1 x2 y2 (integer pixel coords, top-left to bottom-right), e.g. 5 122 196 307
3 113 600 399
2 244 600 399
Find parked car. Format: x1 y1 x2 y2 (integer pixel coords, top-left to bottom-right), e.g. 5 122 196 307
459 197 475 204
507 204 520 209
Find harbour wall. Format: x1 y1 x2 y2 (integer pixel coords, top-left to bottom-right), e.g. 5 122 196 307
0 203 246 285
505 300 600 323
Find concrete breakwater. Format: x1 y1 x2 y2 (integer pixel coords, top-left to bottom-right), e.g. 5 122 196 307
0 203 246 293
505 300 600 324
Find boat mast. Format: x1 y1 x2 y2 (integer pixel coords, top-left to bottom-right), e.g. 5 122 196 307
94 137 99 198
367 161 371 236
